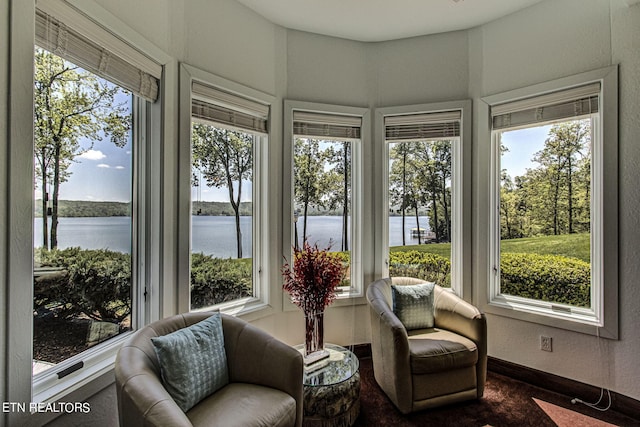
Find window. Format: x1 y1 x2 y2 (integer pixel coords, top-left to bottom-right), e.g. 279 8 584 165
381 105 467 296
286 102 367 298
32 46 135 377
184 71 270 312
20 0 163 406
484 67 618 336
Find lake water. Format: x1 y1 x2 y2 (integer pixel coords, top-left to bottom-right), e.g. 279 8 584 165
34 215 430 258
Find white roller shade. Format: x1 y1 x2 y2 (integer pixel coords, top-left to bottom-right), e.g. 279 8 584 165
385 110 461 141
35 0 161 101
491 83 600 130
293 111 362 139
191 82 269 134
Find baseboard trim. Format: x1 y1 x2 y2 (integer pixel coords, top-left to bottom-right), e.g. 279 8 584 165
488 357 640 420
350 343 372 360
352 344 639 420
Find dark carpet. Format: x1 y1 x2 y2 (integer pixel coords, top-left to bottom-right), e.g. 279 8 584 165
353 357 639 427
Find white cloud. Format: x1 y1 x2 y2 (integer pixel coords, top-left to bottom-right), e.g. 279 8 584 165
79 149 106 160
97 164 110 168
115 166 125 170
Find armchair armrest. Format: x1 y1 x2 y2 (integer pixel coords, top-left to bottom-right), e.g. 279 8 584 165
433 287 486 345
222 316 304 426
116 346 193 427
433 287 487 397
366 278 413 414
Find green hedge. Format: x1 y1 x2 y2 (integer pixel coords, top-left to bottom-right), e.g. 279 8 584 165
387 250 590 307
190 253 252 309
34 248 590 320
389 251 451 287
35 249 254 318
500 252 590 307
35 247 131 322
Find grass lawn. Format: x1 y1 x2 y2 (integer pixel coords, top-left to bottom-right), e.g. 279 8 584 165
390 232 590 263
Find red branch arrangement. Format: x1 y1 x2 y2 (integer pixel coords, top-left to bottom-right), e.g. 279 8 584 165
281 242 345 315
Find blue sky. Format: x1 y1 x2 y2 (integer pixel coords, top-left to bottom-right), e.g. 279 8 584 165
48 126 551 203
44 118 551 203
191 173 252 203
35 73 135 203
500 125 550 179
58 140 133 202
34 51 247 204
45 139 245 203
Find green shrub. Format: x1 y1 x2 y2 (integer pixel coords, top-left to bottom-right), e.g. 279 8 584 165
500 252 590 307
388 251 451 287
190 253 252 309
34 247 131 322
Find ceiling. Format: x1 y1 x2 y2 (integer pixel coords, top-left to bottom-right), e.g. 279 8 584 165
234 0 546 42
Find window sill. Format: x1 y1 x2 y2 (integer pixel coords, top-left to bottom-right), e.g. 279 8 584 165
191 296 276 322
33 331 132 404
485 295 617 339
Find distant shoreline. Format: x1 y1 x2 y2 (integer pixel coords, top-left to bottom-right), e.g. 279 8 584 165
34 200 428 218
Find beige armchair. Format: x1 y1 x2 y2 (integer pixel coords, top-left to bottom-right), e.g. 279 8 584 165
366 277 487 414
115 312 303 427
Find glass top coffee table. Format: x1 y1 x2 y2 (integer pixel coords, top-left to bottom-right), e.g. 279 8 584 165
294 343 360 427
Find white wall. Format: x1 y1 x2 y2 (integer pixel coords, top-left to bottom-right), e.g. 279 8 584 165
94 0 285 98
608 0 640 399
93 0 175 56
372 31 469 107
470 0 640 400
2 0 640 425
280 0 640 401
478 0 612 95
0 0 8 411
286 30 370 107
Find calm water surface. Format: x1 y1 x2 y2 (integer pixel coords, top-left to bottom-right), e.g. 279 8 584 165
34 215 430 257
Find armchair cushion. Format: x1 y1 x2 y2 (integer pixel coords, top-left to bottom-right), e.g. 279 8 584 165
391 282 435 330
151 312 229 412
407 328 478 374
187 383 297 427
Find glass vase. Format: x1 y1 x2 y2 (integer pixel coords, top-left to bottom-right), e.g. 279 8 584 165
304 311 328 364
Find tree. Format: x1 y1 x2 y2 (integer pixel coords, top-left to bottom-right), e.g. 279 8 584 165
498 119 591 240
34 48 130 250
389 142 418 245
294 138 327 244
533 121 590 235
323 141 351 251
500 172 523 239
431 141 452 241
413 141 448 243
192 124 253 258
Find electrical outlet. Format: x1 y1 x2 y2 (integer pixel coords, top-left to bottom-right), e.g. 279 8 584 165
541 336 553 352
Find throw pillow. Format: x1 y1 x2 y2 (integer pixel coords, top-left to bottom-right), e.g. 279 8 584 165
391 282 436 330
151 313 229 412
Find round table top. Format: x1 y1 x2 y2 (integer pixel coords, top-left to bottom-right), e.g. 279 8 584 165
294 343 359 387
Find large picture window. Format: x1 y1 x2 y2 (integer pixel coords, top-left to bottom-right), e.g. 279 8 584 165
286 104 366 298
497 118 593 308
188 79 269 311
485 67 618 335
26 1 162 404
32 46 135 377
381 106 466 296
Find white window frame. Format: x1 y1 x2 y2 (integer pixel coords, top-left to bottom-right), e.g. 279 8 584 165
283 100 369 306
5 0 172 424
31 94 151 403
481 66 618 338
179 64 273 317
375 100 471 299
